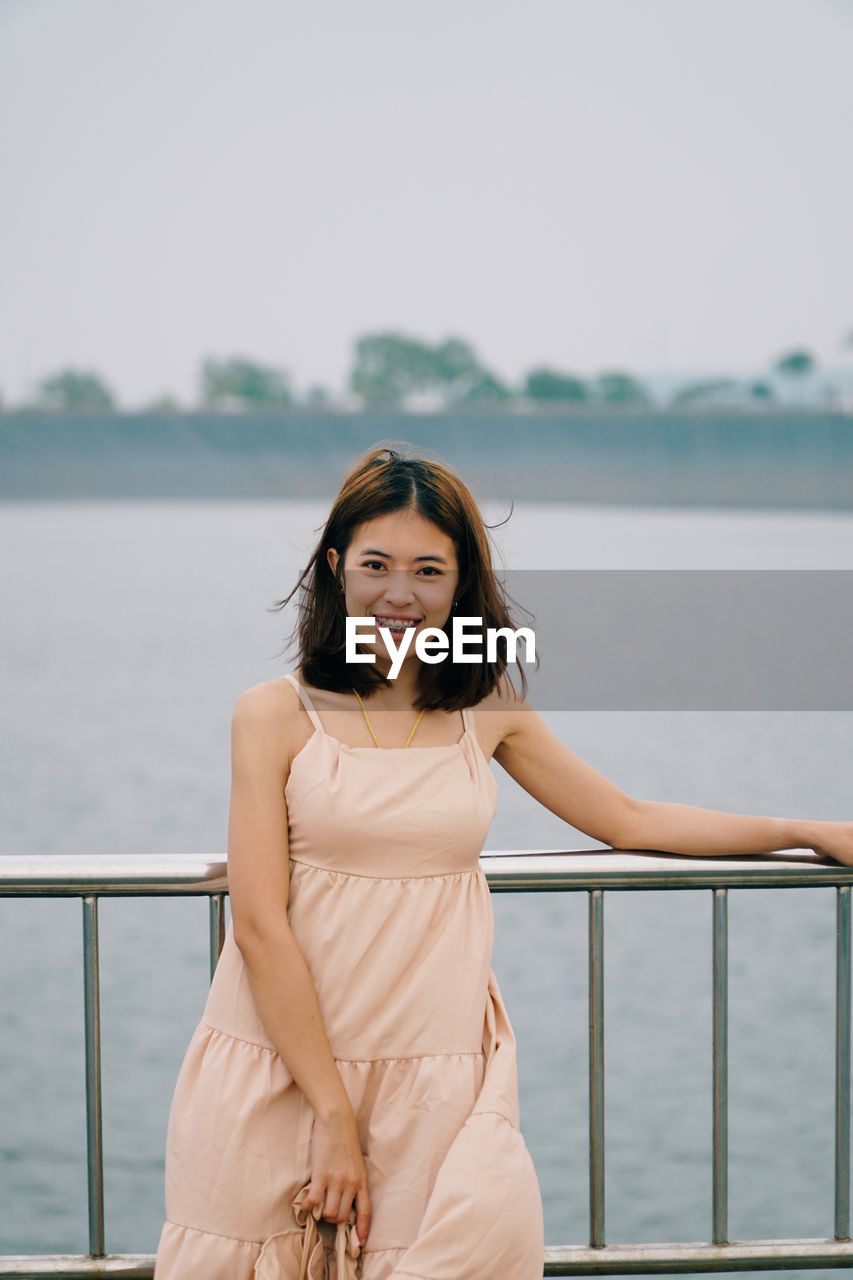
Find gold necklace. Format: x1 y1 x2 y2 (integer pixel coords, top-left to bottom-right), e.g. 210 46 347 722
352 688 426 748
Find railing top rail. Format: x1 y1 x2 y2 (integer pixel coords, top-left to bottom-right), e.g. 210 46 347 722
0 848 849 895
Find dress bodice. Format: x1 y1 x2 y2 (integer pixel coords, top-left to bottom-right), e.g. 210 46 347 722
282 672 499 879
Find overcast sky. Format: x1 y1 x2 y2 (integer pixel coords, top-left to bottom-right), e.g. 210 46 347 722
1 0 852 407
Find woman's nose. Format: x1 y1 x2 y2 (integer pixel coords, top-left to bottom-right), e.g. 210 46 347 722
381 572 417 603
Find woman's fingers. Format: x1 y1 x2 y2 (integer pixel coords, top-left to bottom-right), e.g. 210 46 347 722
321 1182 367 1229
303 1171 368 1238
355 1186 372 1245
324 1180 366 1224
322 1182 348 1222
302 1180 323 1214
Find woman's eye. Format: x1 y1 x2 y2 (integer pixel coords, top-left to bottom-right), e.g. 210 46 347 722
360 562 442 576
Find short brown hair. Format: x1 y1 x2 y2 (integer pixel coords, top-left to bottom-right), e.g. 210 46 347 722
271 442 533 710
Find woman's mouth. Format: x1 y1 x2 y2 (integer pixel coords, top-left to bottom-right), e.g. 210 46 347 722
373 615 422 633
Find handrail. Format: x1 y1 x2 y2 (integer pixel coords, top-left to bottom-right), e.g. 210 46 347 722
4 847 853 894
1 847 850 1277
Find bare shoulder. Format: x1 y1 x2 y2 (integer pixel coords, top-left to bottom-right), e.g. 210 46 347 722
472 670 535 757
232 675 298 724
231 676 305 775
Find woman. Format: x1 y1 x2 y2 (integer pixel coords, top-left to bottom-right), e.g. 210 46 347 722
154 443 853 1280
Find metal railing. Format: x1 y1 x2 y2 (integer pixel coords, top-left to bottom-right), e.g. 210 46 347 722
0 847 851 1277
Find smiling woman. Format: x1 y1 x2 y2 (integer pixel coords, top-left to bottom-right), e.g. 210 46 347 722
152 443 547 1280
269 442 535 713
152 442 853 1280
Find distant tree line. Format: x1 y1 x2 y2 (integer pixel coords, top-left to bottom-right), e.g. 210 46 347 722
0 330 846 416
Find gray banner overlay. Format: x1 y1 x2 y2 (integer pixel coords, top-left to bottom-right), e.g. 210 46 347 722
449 570 852 711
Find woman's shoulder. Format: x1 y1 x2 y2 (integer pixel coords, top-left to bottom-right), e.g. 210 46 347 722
230 674 308 763
470 670 533 754
232 672 302 717
473 669 530 711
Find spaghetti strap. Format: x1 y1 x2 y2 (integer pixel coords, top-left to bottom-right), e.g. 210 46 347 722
282 671 324 734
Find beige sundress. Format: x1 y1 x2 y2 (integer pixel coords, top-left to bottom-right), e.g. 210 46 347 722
153 671 544 1278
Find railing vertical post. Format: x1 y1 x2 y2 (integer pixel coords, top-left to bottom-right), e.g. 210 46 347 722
712 886 729 1246
588 887 605 1248
81 895 105 1257
209 893 226 981
836 884 851 1241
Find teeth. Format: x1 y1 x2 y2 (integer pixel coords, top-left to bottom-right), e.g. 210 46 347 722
375 616 417 629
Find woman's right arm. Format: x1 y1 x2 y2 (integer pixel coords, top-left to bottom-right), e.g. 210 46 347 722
226 682 371 1244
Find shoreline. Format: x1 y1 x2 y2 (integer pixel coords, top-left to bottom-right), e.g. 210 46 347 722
1 409 852 507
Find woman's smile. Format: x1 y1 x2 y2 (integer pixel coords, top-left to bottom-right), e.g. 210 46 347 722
373 613 423 632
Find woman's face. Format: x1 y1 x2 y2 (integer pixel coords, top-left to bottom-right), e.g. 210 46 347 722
327 509 459 670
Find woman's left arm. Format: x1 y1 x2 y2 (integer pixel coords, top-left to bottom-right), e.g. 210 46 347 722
624 802 853 865
493 705 853 866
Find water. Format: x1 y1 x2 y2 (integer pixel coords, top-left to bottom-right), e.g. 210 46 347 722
1 497 852 1275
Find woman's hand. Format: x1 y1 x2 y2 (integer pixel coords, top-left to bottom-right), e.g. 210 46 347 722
302 1107 372 1247
806 820 853 867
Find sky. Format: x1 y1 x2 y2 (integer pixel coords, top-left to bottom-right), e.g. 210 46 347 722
1 0 852 408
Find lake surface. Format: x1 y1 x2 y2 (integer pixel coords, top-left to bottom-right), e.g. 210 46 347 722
1 496 852 1276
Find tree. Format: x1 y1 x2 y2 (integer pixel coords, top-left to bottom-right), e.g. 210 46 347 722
433 338 483 387
592 370 652 406
348 330 509 409
35 368 116 412
199 356 293 410
349 333 436 407
452 368 513 406
524 367 589 403
774 348 817 377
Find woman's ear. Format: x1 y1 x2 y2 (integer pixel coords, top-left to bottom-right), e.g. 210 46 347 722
326 547 340 575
